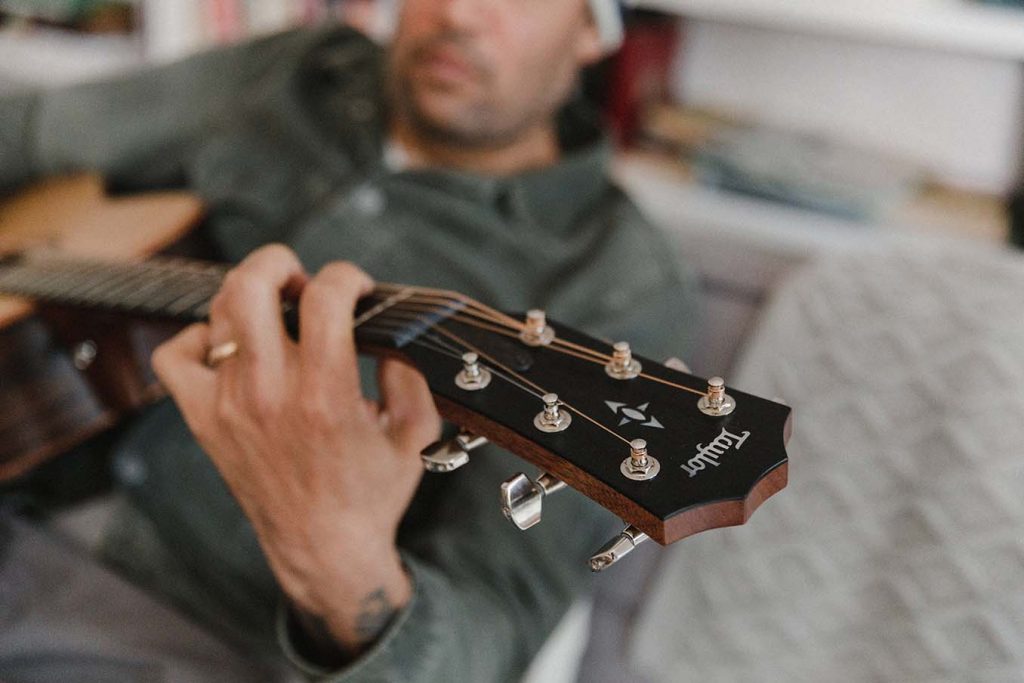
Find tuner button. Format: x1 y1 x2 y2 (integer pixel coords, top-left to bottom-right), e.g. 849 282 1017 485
520 309 555 347
605 341 642 380
500 471 566 530
697 376 736 416
621 438 660 481
420 430 487 472
455 352 491 391
534 393 572 433
589 525 649 572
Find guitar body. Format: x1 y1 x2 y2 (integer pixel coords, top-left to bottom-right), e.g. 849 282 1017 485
0 175 203 480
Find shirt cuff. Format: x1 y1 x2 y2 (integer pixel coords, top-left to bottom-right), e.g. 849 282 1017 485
276 552 436 681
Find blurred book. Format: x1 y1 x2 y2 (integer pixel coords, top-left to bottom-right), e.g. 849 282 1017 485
638 103 925 222
633 103 1009 241
1 0 135 33
693 125 925 222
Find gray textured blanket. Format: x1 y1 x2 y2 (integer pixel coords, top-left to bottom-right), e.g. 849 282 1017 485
632 240 1024 682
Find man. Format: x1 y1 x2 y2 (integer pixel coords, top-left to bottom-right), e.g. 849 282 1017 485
0 0 698 679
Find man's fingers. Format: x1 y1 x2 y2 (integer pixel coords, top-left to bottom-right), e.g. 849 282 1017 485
377 357 440 454
298 261 374 403
151 323 217 429
210 244 308 381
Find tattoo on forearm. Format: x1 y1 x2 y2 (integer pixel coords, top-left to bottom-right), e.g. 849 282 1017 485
290 587 397 667
355 588 396 642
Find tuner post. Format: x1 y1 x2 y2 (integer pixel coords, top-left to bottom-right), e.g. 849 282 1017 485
520 309 555 346
605 341 642 380
620 438 660 481
697 376 736 416
534 393 572 433
455 352 491 391
589 525 649 572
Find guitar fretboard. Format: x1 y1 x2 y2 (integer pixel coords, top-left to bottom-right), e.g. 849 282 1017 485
0 252 228 322
0 252 469 351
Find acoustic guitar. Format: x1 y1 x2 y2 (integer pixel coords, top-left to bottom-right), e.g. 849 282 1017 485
0 176 791 571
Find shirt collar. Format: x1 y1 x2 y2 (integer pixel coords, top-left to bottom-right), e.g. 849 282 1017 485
385 102 613 233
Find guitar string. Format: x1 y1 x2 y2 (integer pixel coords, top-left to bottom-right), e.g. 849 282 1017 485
428 323 633 447
7 257 610 364
365 298 707 399
386 300 611 364
375 285 614 362
371 286 708 398
370 306 615 371
5 258 706 399
358 321 548 402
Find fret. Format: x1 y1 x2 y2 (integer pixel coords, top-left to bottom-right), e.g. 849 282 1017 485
191 299 213 321
0 254 224 323
73 265 146 304
164 285 217 317
100 266 164 306
122 267 196 312
63 261 132 305
14 266 68 294
149 277 219 319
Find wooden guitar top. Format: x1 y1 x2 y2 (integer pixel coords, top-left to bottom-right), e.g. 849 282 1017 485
0 174 203 328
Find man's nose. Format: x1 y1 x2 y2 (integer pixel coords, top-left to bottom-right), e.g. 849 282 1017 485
436 0 491 32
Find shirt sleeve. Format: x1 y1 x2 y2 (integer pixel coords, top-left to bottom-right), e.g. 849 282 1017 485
275 444 620 683
0 29 312 195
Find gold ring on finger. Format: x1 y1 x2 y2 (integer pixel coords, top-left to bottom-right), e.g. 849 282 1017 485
206 340 240 368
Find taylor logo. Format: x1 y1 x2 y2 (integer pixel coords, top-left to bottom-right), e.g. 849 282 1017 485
681 427 751 478
605 401 663 429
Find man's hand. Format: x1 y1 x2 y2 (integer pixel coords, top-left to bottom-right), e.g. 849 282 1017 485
151 244 441 654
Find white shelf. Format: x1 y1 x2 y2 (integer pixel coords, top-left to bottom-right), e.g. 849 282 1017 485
0 30 144 93
631 0 1024 60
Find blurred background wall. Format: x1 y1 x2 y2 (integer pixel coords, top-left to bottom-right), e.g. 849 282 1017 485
2 0 1022 373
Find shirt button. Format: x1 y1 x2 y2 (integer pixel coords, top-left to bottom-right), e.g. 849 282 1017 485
351 185 385 217
113 452 148 487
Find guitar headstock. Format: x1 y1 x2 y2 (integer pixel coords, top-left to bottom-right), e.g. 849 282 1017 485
355 286 792 571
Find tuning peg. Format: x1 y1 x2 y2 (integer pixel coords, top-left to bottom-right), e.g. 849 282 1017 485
520 309 555 346
697 376 736 416
534 393 571 433
455 352 491 391
606 341 642 379
589 525 649 572
499 471 566 530
420 431 488 473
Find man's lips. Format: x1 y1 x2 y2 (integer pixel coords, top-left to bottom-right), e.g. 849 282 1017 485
417 45 481 85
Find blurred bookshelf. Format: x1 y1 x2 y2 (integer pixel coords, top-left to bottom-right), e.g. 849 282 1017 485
608 3 1021 247
619 102 1009 246
628 0 1024 60
0 0 390 91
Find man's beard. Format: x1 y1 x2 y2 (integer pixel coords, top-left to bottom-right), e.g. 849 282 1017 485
387 34 556 150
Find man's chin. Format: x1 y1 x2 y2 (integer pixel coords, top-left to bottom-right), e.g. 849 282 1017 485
403 94 499 147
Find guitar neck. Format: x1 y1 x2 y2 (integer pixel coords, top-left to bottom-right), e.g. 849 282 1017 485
0 252 226 324
0 252 468 350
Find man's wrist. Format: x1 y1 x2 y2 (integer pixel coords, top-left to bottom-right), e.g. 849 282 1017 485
293 548 411 658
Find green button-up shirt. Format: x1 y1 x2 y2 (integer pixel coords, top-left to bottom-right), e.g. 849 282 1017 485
0 26 698 682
